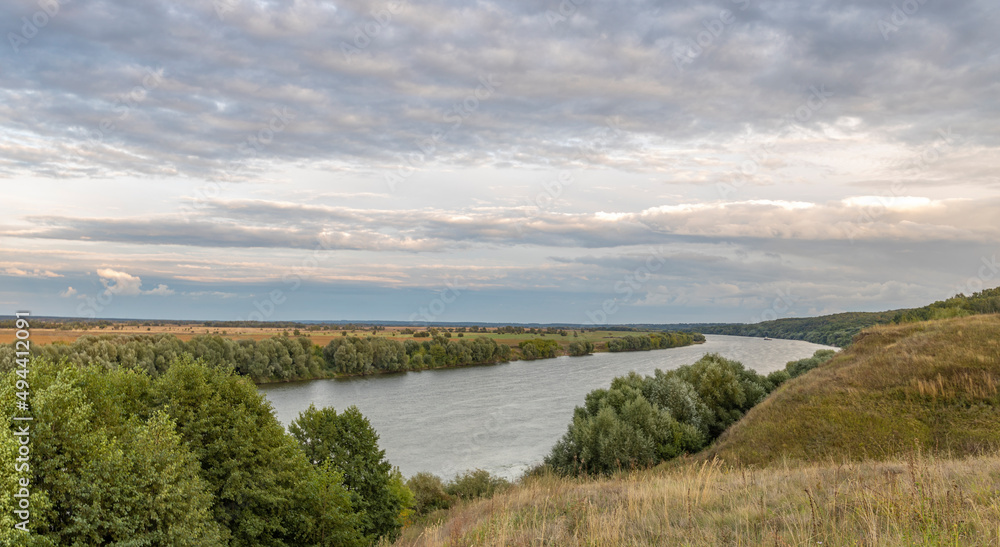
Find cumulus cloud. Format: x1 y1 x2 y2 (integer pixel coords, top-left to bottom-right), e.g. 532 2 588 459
59 286 78 298
96 269 173 296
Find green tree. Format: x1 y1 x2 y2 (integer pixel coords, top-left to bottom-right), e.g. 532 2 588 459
0 359 224 545
290 404 405 544
150 358 358 546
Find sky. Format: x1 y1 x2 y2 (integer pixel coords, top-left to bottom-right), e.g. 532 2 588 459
1 0 999 324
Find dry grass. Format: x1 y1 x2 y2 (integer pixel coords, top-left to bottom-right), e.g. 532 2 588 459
396 451 1000 546
706 314 1000 467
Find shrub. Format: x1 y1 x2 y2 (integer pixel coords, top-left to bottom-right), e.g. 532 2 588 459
568 341 595 356
445 469 511 500
546 353 779 476
406 473 453 515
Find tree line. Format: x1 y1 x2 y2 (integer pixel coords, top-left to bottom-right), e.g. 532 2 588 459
605 332 702 352
695 288 1000 347
1 330 702 384
0 334 514 384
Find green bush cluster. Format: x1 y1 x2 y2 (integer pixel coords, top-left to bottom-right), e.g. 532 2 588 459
567 341 595 356
0 358 408 546
605 332 695 352
518 339 561 360
405 469 511 516
545 353 786 476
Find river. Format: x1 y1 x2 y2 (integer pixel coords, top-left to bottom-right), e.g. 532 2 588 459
259 335 836 480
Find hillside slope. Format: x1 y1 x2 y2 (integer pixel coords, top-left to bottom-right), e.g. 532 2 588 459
706 314 1000 466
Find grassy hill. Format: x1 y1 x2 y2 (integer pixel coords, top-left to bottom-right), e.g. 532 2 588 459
395 314 1000 546
706 314 1000 466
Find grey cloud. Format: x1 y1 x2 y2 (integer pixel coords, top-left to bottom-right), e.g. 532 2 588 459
2 0 997 179
8 197 1000 253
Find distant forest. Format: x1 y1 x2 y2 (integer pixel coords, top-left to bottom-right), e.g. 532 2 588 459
0 330 700 384
697 288 1000 347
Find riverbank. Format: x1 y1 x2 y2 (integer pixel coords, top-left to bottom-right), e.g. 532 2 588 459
253 336 706 385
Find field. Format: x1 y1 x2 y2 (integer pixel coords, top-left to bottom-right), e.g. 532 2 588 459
396 314 1000 545
0 324 681 353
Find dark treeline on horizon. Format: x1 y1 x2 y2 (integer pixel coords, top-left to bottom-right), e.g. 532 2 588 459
0 330 701 383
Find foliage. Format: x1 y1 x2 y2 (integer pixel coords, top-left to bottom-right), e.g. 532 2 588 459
567 341 595 356
780 349 837 380
696 312 897 347
289 404 406 544
444 469 511 501
605 332 695 352
0 332 514 384
0 358 364 546
518 339 560 360
546 353 778 476
405 473 453 515
696 287 1000 347
892 286 1000 323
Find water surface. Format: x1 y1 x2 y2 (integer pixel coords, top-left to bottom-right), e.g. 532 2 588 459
260 335 835 479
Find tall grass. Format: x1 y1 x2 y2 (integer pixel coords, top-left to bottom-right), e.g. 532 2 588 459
397 451 1000 546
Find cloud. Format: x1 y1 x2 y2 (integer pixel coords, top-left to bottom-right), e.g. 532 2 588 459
0 0 996 180
96 268 173 296
98 268 145 296
59 286 78 298
2 267 63 278
8 196 1000 254
144 284 175 296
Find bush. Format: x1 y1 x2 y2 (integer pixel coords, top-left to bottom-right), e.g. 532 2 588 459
568 341 595 356
518 339 560 360
546 353 779 476
406 473 453 514
445 469 511 501
776 349 838 384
